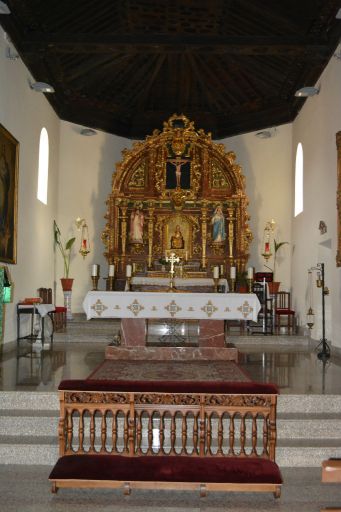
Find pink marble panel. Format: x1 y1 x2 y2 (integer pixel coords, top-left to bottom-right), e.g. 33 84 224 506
120 318 146 346
199 320 225 347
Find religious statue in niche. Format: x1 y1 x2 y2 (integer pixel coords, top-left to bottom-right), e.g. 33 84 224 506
211 205 226 243
129 205 144 243
170 225 185 249
166 157 191 189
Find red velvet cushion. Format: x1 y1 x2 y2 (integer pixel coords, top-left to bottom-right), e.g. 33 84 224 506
58 379 279 394
275 309 295 315
54 306 67 312
49 454 282 485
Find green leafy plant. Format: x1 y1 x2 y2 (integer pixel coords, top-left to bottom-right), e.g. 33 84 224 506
54 220 76 278
271 239 288 281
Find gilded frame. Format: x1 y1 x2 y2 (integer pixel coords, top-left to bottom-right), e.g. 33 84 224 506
0 124 19 263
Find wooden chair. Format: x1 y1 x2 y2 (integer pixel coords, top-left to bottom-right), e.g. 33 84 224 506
38 288 67 333
274 292 295 334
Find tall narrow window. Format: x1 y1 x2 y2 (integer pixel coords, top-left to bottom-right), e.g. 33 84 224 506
37 127 49 204
295 142 303 217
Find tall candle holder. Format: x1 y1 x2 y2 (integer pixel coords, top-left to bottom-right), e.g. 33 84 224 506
247 277 253 293
91 276 99 291
126 276 132 291
230 278 236 293
213 277 219 293
105 276 115 291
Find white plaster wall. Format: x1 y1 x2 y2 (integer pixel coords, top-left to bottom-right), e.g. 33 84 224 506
292 53 341 346
56 122 129 312
221 124 293 289
0 28 60 344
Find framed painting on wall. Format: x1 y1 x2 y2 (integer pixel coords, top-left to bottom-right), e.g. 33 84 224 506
0 124 19 263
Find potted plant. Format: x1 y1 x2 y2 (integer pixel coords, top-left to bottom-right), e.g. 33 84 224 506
54 220 76 291
267 239 288 294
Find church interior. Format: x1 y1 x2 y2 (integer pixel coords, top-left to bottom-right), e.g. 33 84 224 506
1 1 341 510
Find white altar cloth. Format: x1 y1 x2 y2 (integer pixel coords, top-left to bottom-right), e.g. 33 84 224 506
83 291 260 321
130 276 229 291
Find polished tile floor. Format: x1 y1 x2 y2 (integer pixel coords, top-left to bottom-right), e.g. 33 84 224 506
0 465 340 512
0 336 341 394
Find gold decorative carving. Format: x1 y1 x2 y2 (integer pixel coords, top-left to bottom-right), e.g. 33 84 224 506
103 114 252 278
64 392 129 404
135 393 200 405
128 163 146 188
204 395 271 407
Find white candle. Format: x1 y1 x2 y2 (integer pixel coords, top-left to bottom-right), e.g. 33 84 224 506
230 266 236 279
220 264 224 275
109 264 115 277
213 266 219 279
248 266 253 279
91 264 99 276
126 264 132 277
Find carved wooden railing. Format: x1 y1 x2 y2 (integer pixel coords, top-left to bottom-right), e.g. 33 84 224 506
59 388 278 462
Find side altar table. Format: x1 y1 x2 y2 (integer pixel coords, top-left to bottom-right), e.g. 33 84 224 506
83 291 260 362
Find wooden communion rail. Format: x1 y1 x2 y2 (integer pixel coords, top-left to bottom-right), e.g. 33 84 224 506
49 380 282 497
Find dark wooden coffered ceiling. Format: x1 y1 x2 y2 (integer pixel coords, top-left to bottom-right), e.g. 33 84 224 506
1 0 341 139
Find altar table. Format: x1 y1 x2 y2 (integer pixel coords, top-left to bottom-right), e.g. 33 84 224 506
83 291 260 360
83 291 260 321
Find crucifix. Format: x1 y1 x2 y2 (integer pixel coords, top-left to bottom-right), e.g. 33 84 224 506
168 157 188 188
165 252 180 290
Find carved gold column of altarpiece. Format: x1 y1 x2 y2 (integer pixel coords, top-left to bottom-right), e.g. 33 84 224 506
102 114 252 281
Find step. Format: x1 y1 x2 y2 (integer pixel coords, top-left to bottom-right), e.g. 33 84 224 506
0 391 340 466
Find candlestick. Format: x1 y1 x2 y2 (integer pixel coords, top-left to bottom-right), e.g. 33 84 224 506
126 276 132 291
220 264 224 276
213 277 219 293
105 276 115 291
247 277 253 293
91 276 99 291
109 264 115 277
230 278 236 293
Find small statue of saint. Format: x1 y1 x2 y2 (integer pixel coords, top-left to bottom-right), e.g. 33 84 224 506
129 206 144 243
170 225 185 249
211 205 226 243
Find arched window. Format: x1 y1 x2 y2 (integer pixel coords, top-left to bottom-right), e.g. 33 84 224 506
37 127 49 204
294 142 303 217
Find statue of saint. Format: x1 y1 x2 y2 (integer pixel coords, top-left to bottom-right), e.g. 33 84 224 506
211 205 226 243
130 207 144 243
170 225 184 249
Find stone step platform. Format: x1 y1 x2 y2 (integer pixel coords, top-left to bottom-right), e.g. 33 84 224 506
105 345 238 361
0 391 340 467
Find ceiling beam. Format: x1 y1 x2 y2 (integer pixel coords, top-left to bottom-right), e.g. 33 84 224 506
16 33 334 57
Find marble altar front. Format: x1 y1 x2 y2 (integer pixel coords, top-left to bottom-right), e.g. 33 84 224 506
83 291 260 361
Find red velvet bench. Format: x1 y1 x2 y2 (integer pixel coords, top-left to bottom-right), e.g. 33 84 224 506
49 379 282 498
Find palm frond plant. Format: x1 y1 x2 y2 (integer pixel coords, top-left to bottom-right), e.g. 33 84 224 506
54 220 76 278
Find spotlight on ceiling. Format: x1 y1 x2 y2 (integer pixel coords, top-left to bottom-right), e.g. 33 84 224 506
29 81 55 93
0 2 11 14
80 128 97 136
295 86 320 97
255 127 277 139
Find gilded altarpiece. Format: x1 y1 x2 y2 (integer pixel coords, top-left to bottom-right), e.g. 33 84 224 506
102 115 252 280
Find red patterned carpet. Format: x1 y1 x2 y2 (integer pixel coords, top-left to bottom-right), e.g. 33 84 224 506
87 360 250 382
